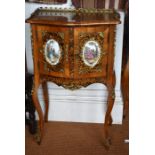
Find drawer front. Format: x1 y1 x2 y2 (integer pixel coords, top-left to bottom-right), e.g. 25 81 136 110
74 26 109 79
36 25 70 77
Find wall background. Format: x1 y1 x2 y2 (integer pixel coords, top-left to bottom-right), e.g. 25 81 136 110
26 0 126 9
25 2 125 124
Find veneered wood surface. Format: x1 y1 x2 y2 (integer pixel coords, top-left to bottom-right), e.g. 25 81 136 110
73 26 109 79
31 24 115 81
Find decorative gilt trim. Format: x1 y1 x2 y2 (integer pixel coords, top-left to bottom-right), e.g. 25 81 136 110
30 26 34 60
38 7 118 15
77 32 107 75
41 75 107 91
65 44 69 63
40 31 65 73
110 25 116 71
69 28 74 78
63 84 82 91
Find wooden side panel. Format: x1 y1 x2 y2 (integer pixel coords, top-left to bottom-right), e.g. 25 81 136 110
107 25 116 85
31 24 40 82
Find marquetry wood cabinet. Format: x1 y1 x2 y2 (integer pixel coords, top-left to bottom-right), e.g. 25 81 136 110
26 8 120 148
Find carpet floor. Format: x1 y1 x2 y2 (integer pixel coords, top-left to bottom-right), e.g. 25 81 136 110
25 120 129 155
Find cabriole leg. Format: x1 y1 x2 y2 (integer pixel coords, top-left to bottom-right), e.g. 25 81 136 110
103 72 116 149
31 79 44 144
42 82 49 122
102 87 115 149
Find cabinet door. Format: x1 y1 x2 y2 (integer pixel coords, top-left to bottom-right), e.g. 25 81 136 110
74 26 109 79
36 25 70 78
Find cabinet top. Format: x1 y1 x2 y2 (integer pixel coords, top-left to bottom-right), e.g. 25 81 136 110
26 8 120 26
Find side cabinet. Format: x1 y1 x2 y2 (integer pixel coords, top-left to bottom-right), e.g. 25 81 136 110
26 8 120 148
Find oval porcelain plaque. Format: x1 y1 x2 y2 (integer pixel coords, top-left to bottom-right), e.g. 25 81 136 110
44 39 61 65
82 41 101 67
